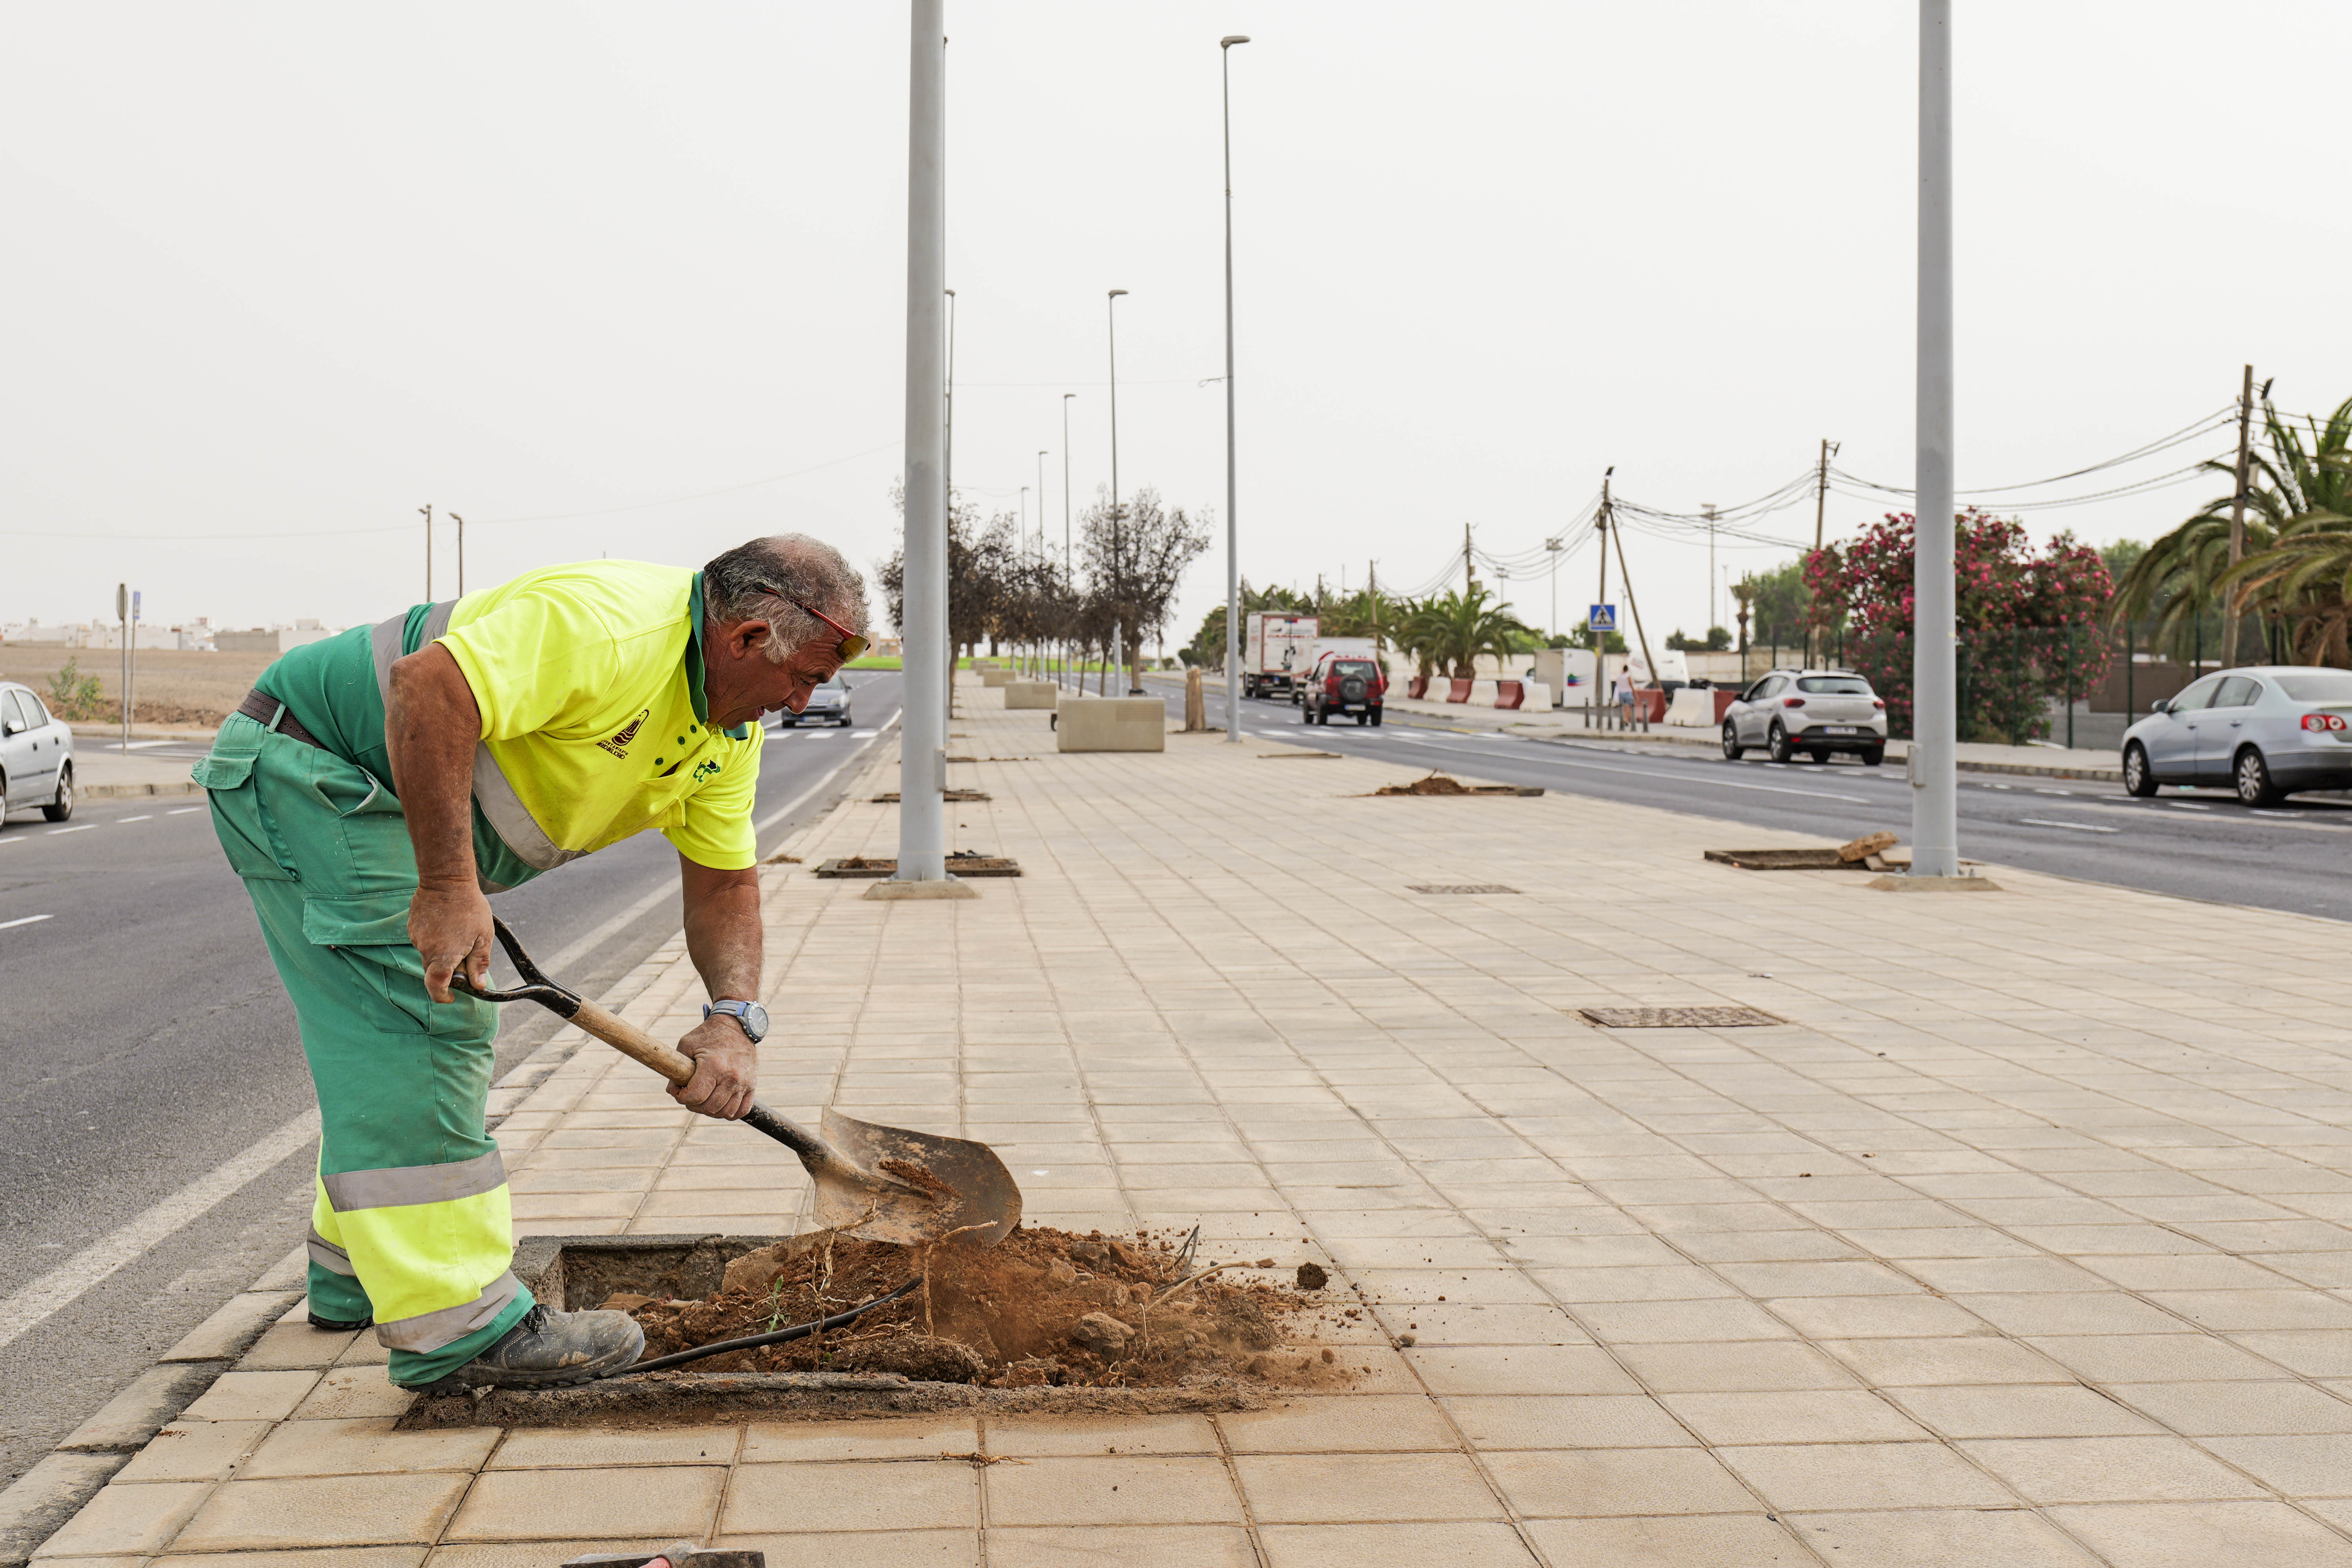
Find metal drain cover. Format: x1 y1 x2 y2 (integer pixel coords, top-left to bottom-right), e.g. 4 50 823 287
1579 1005 1784 1029
1409 884 1520 895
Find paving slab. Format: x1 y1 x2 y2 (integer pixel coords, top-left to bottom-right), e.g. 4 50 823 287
46 701 2352 1564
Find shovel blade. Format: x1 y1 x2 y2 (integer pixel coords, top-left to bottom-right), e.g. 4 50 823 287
811 1109 1023 1249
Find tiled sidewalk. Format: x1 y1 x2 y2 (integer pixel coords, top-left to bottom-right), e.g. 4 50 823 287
36 694 2352 1567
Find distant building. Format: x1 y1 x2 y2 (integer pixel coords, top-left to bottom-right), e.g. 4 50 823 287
216 621 333 653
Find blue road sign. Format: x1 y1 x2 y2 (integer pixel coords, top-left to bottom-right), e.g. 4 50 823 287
1588 604 1617 632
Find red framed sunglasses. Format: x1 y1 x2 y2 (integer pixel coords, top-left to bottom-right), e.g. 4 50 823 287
755 583 868 662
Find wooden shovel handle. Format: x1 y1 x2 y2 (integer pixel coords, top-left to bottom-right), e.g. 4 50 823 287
570 998 697 1087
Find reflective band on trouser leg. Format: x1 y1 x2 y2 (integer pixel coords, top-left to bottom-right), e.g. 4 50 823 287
202 719 535 1388
304 1177 373 1327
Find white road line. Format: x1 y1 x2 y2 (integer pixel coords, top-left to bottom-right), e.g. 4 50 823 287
2168 801 2212 811
0 914 54 930
118 814 153 822
48 825 92 835
0 1108 321 1354
168 806 204 815
2018 818 2121 833
1525 752 1871 804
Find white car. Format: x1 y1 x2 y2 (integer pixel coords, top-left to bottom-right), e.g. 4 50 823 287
1721 668 1888 765
0 680 76 822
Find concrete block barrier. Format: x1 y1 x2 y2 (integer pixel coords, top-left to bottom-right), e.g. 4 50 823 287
980 669 1015 688
1005 681 1058 710
1056 696 1165 751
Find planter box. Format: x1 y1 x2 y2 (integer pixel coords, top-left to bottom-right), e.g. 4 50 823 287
1056 697 1165 752
1004 681 1057 709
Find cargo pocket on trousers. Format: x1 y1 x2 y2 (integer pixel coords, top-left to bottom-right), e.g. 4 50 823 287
302 890 494 1038
193 752 296 883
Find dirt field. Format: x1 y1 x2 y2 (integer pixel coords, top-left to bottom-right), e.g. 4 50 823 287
0 646 274 728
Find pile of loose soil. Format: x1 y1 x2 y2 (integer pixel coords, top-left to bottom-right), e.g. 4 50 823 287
1366 772 1538 797
612 1226 1364 1390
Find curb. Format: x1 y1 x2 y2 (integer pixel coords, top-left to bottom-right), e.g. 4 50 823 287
0 1278 299 1568
80 781 203 800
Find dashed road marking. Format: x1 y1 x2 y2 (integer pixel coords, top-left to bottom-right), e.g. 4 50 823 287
2018 818 2121 833
47 825 92 835
0 914 54 930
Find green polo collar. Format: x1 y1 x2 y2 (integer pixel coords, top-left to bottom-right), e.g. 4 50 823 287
684 572 753 741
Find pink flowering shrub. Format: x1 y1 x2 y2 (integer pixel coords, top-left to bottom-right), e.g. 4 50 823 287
1807 511 2113 741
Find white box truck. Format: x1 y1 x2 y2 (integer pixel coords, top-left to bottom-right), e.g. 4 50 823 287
1243 612 1318 699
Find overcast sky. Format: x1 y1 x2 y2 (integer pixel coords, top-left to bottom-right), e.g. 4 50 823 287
5 3 2349 649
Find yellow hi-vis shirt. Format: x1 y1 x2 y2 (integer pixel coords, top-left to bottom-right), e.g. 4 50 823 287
427 561 761 887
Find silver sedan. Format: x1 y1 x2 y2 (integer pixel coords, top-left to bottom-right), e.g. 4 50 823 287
1721 669 1889 764
2123 665 2352 805
0 680 75 822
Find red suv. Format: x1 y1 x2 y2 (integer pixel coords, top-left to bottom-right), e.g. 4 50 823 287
1300 654 1385 726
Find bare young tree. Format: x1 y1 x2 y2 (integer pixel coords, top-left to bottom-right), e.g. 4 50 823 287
1078 485 1210 692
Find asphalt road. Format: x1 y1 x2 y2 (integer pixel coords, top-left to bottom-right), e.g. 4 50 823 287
1165 683 2352 924
0 673 901 1483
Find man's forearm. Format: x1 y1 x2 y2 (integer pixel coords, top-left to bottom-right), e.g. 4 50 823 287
386 645 484 890
681 862 764 1000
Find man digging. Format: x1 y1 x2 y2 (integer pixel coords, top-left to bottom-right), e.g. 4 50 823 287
195 536 869 1393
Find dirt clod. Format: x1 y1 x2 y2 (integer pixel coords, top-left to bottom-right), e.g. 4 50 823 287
1071 1312 1135 1358
1295 1263 1328 1291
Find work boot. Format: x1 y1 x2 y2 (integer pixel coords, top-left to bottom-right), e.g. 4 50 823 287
407 1306 644 1394
309 1310 373 1332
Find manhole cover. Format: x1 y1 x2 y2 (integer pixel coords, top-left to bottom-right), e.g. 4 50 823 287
1409 884 1519 895
1579 1006 1785 1029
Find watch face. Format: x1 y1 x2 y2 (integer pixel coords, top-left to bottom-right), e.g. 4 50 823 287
741 1001 771 1041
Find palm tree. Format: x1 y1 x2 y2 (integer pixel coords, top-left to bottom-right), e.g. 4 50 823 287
2112 392 2352 664
1412 586 1536 680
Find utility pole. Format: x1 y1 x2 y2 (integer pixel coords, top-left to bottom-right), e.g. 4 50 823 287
895 0 948 886
1463 523 1475 595
450 514 465 597
1912 0 1960 879
1369 559 1381 659
1809 437 1838 666
1544 535 1564 642
2221 363 2256 669
1701 504 1719 634
1609 511 1660 704
1107 289 1131 691
420 504 432 599
1590 471 1611 728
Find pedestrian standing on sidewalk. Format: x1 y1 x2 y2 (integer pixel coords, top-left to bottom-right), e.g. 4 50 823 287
1614 667 1637 727
193 537 869 1394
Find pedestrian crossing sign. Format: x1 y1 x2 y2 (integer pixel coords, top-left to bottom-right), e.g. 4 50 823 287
1588 604 1617 632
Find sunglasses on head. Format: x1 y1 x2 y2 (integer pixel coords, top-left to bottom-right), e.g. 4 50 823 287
753 582 869 663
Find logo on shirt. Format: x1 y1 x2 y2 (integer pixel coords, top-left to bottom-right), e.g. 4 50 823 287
692 757 722 783
597 709 650 759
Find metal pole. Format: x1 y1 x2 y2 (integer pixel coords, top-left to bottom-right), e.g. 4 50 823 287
896 0 947 884
1911 0 1960 877
1109 289 1138 693
942 285 957 722
116 582 127 751
451 514 465 597
1062 393 1075 689
1221 35 1250 740
2222 363 2254 669
420 503 432 600
1591 471 1611 730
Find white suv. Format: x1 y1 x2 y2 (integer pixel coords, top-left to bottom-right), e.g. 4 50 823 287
1721 669 1887 765
0 681 76 822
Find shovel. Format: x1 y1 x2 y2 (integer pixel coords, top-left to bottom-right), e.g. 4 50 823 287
455 917 1020 1249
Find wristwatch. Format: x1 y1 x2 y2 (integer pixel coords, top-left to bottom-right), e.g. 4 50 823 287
701 998 770 1044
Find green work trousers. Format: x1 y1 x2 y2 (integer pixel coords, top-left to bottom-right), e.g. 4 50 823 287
196 711 535 1387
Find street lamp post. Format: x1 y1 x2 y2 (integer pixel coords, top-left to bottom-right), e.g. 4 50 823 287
1107 288 1136 693
896 0 948 885
1912 0 1959 879
1220 33 1250 740
1062 392 1075 687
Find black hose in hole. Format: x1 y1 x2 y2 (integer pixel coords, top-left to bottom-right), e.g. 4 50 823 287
600 1278 925 1379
